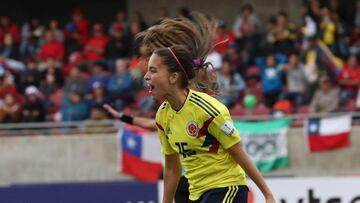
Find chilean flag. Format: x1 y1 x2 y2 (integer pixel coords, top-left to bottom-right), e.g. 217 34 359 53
118 128 163 182
305 115 351 152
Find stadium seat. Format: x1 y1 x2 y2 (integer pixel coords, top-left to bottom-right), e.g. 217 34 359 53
251 104 271 115
230 104 246 117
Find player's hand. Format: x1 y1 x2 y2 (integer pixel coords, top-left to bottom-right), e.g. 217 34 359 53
103 104 123 119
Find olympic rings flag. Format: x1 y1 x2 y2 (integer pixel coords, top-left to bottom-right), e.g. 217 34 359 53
234 118 291 172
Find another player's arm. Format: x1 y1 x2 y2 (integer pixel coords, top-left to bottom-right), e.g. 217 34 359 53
227 143 275 203
163 153 181 203
103 104 157 130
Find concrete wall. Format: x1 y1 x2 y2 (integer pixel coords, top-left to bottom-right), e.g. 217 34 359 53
128 0 303 28
0 135 132 186
268 127 360 176
1 127 360 185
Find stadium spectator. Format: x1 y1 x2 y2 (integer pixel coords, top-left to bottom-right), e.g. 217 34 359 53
267 12 296 55
223 42 243 75
131 11 148 32
319 7 336 52
86 81 111 111
0 93 21 123
83 24 109 61
85 61 109 94
257 54 285 108
39 73 59 111
347 25 360 57
301 4 317 51
38 30 65 62
280 54 307 108
299 38 320 102
40 58 64 87
48 19 64 42
107 58 135 109
63 8 89 54
0 33 20 60
217 59 246 107
21 86 45 122
20 17 44 59
129 20 143 57
0 66 17 100
0 16 21 45
105 23 131 69
214 20 235 55
232 4 261 52
61 89 88 121
338 55 360 105
109 9 130 37
64 66 87 95
310 76 340 113
19 60 41 92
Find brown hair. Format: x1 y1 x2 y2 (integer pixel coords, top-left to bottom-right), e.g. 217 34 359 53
137 12 219 95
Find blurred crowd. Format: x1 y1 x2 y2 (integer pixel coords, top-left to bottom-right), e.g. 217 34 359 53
0 0 360 124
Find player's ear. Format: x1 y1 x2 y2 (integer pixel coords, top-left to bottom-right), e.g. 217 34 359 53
169 72 180 85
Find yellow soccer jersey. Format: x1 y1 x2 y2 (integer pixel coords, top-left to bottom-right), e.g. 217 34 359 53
155 89 247 201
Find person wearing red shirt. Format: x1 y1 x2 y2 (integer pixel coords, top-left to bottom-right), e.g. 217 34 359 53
0 16 21 45
38 30 65 62
338 55 360 104
214 20 235 55
0 66 17 101
83 24 109 61
63 9 89 53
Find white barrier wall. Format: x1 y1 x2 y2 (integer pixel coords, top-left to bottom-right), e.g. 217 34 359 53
0 127 360 185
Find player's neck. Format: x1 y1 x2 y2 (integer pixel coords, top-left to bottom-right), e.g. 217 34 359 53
166 88 189 112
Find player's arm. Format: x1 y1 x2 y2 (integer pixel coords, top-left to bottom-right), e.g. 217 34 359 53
163 153 181 203
227 143 275 203
208 106 275 203
103 104 157 130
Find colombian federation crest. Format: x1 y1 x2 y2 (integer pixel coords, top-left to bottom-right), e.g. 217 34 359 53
186 121 198 136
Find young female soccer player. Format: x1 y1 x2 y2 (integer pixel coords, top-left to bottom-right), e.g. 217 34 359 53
145 44 274 203
144 44 274 203
105 13 218 203
107 12 274 203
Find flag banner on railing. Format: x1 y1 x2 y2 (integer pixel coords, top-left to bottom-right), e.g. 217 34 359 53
304 115 351 152
234 118 291 172
118 127 163 182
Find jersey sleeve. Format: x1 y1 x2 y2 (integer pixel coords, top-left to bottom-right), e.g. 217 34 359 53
155 112 176 155
208 109 241 149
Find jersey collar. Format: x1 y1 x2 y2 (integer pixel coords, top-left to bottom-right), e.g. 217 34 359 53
169 88 192 114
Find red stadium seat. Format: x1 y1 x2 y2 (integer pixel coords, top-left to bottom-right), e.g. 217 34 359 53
251 104 271 115
230 104 246 116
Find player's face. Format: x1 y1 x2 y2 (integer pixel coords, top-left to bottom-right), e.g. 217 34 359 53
144 53 172 100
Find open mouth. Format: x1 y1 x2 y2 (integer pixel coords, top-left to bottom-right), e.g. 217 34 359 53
147 83 154 94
